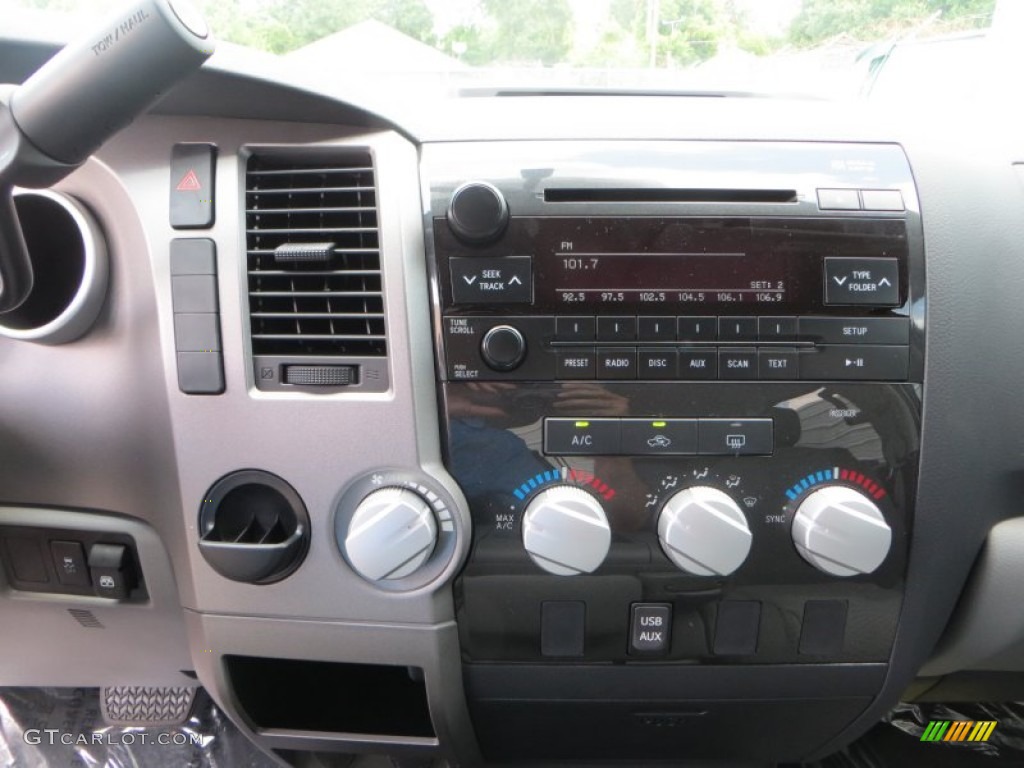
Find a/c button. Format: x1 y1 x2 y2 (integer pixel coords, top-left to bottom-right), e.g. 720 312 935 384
544 418 620 455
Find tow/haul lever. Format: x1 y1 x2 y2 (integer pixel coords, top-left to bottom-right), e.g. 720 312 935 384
0 0 214 312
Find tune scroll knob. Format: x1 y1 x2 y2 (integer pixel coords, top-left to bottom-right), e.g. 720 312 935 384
481 325 526 371
447 182 509 245
791 485 892 577
658 486 753 576
343 487 438 581
522 486 611 576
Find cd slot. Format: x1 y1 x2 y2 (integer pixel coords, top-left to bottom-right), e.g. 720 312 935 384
543 188 798 204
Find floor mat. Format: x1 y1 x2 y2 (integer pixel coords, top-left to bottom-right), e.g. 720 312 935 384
0 687 275 767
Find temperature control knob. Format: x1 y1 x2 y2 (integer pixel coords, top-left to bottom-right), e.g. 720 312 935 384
447 182 509 244
658 487 752 576
344 487 437 581
791 485 891 577
522 486 611 576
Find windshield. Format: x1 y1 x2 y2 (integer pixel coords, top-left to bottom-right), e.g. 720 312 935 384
5 0 1007 100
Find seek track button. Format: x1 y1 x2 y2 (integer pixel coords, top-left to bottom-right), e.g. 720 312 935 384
451 256 533 304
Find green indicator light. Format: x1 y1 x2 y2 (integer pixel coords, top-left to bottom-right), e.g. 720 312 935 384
652 421 667 428
575 421 590 428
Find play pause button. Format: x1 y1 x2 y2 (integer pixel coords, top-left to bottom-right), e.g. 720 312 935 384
800 345 909 381
630 603 672 654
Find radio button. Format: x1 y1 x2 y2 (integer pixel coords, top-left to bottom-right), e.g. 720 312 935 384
597 316 637 341
800 345 909 381
824 257 900 306
719 348 757 380
799 317 910 345
758 316 798 340
597 348 637 379
678 349 717 379
638 316 676 341
719 316 758 341
758 348 798 380
621 419 696 456
638 349 677 379
556 316 596 341
678 316 716 341
544 418 620 455
557 349 597 379
698 419 774 456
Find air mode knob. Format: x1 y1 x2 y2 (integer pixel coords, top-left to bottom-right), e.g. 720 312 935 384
344 487 437 581
522 486 611 576
658 486 752 576
446 182 509 245
791 485 892 577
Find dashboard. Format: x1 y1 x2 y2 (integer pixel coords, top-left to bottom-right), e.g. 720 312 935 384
1 18 1024 768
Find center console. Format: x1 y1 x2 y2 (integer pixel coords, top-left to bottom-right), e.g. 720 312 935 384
422 141 924 762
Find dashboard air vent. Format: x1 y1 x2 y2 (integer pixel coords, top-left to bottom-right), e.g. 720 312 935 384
245 150 388 392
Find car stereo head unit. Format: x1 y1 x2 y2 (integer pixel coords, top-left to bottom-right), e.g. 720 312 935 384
420 140 924 763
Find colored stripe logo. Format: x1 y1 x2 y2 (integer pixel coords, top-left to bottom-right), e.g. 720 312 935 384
921 720 997 742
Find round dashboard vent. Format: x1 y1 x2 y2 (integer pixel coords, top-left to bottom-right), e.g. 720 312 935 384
0 189 108 344
198 470 310 584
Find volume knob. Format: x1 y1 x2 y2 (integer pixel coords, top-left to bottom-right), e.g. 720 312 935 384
344 487 437 581
522 486 611 576
447 182 509 245
658 487 752 576
791 485 891 577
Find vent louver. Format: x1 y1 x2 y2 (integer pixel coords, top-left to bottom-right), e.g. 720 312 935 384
245 150 388 391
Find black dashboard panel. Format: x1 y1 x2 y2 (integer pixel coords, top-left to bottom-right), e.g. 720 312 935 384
1 29 1023 768
422 140 924 761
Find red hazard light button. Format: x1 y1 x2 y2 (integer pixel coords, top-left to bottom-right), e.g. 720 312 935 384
171 143 216 229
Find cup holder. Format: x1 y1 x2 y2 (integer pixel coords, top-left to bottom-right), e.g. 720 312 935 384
198 470 310 584
0 189 108 344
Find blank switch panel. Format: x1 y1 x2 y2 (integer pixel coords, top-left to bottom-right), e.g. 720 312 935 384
170 239 224 394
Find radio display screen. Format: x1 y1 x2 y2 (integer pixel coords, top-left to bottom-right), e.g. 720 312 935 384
554 252 787 307
438 216 909 314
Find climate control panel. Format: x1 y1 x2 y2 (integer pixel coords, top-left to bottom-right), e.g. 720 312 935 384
443 380 916 665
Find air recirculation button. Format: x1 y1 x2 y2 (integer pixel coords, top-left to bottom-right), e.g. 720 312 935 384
197 470 310 584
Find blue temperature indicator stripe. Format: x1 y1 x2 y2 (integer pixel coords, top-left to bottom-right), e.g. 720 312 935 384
800 478 810 490
816 471 825 483
786 489 798 501
511 470 565 500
